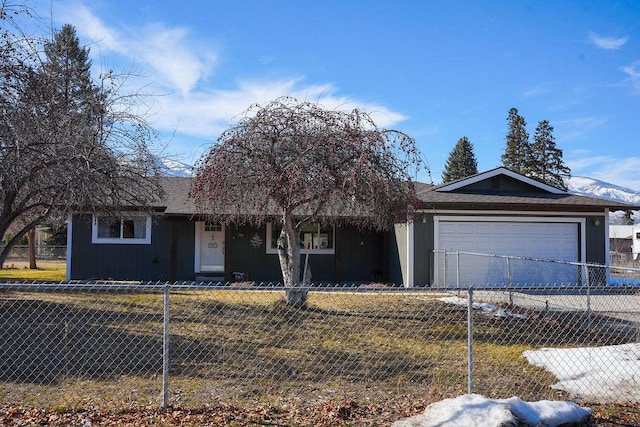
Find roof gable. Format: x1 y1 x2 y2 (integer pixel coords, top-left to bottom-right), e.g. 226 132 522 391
436 167 566 195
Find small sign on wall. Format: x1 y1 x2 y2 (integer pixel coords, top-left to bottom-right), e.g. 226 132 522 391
208 243 218 248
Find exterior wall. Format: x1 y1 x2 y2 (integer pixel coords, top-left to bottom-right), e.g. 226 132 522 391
456 175 547 193
225 225 282 283
413 218 433 286
391 224 407 285
72 217 389 284
585 215 607 264
172 219 196 281
225 224 387 284
70 214 173 281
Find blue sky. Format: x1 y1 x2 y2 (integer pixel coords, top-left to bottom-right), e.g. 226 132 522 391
30 0 640 188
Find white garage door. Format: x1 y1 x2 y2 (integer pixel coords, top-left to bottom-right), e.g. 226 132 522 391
436 220 580 287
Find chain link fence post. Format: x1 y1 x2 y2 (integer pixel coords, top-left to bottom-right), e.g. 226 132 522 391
162 284 170 409
456 251 461 294
467 286 474 394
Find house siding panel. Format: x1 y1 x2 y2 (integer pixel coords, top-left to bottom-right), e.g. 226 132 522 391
334 227 385 283
224 224 385 284
414 220 433 286
173 219 196 281
70 214 172 281
391 224 407 285
452 175 548 193
225 225 282 283
586 215 606 264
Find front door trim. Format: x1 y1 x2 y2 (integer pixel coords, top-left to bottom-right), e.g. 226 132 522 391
194 221 225 273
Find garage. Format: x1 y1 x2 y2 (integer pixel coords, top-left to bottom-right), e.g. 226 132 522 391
433 217 584 287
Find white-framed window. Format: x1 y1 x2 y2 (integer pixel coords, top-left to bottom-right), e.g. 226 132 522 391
92 214 152 244
204 221 222 232
266 223 335 254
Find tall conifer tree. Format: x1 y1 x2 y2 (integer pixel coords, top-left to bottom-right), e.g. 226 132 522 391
43 24 103 133
501 107 531 174
531 120 570 190
44 25 93 97
441 136 478 183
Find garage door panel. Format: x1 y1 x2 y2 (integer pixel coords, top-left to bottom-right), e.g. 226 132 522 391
436 221 580 287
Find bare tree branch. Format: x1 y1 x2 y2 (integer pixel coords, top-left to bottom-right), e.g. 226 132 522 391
192 97 423 306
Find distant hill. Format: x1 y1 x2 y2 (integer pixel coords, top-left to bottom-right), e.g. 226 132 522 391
157 159 195 177
565 176 640 224
566 176 640 204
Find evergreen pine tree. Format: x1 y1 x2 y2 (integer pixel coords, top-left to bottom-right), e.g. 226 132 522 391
531 120 570 190
441 136 478 183
501 107 531 174
42 24 103 133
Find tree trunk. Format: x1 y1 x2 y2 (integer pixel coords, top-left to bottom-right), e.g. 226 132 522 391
27 228 37 269
276 212 307 308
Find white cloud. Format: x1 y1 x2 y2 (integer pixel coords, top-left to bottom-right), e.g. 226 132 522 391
554 116 607 143
621 61 640 94
589 32 629 50
152 78 407 140
62 3 121 52
57 3 217 95
48 1 407 161
522 84 550 98
567 152 640 191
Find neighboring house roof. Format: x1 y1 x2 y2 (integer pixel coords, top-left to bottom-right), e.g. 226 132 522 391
157 167 639 217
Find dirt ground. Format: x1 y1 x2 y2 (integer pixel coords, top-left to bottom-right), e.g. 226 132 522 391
0 402 638 426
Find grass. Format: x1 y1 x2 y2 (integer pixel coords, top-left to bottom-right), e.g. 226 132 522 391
0 260 66 281
0 287 634 413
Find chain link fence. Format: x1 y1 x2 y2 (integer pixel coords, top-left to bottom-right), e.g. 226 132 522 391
0 245 67 261
0 266 638 411
432 250 640 288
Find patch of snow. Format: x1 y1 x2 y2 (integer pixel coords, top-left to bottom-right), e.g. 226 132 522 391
438 296 529 320
523 343 640 402
392 394 592 427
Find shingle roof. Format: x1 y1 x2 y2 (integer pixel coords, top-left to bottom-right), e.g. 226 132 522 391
415 181 636 211
160 177 196 215
158 176 639 216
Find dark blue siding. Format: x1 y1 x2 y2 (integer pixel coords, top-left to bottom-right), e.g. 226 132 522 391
71 216 390 284
225 225 388 284
70 214 172 280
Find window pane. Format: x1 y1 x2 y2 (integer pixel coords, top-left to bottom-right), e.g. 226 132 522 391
122 219 147 239
300 224 316 249
97 218 120 238
205 222 221 232
269 223 333 251
133 219 147 238
317 227 333 249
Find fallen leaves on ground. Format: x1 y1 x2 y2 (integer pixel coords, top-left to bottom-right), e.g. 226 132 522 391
0 402 637 426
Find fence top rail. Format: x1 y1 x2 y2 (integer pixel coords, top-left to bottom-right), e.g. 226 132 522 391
434 249 640 272
0 281 419 291
0 281 637 293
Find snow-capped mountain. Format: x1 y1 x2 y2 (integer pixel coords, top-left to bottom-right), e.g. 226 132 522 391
157 159 195 177
566 176 640 204
566 176 640 224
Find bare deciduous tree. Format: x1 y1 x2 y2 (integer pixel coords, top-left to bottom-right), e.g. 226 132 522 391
0 8 163 267
191 97 422 307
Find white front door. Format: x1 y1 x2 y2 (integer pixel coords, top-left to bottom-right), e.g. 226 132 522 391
198 222 225 272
